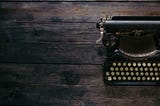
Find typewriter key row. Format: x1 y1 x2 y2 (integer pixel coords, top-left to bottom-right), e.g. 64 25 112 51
112 62 160 67
110 67 159 72
105 71 159 81
106 71 159 76
106 76 160 81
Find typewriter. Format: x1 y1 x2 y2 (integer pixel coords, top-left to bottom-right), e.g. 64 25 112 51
97 16 160 85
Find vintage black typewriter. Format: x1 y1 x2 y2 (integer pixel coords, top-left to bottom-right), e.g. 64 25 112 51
97 16 160 85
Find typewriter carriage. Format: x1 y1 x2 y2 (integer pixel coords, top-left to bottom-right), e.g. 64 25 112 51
97 16 160 58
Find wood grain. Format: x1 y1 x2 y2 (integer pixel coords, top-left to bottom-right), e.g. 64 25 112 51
1 2 160 22
1 0 160 2
1 2 160 64
0 64 160 106
1 1 160 106
1 22 99 44
0 43 105 64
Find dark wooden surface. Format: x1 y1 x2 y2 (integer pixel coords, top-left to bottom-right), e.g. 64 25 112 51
1 0 160 2
0 1 160 106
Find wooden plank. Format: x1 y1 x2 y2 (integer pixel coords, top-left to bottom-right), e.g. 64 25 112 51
29 98 159 106
0 43 105 64
1 1 160 106
0 85 159 105
0 64 103 86
1 2 160 23
0 93 159 106
0 0 160 2
0 64 160 97
1 22 99 44
0 84 159 106
0 64 160 106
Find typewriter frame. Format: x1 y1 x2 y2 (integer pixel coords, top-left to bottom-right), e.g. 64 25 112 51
97 16 160 85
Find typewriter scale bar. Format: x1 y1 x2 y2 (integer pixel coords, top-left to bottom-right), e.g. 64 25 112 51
111 16 160 21
105 21 160 31
102 16 160 31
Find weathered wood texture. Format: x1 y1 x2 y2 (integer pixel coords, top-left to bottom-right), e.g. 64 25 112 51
0 1 160 106
0 64 160 106
1 2 160 23
1 0 160 1
1 2 160 64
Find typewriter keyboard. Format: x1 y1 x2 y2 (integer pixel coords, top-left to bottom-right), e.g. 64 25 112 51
104 62 160 85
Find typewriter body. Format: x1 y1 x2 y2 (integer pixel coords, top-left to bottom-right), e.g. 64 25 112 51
97 16 160 85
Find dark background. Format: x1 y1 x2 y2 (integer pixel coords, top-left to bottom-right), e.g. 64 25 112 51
0 1 160 106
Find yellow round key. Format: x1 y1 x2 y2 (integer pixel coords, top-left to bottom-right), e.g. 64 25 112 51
131 72 134 76
144 67 148 71
128 76 131 80
137 77 141 80
126 72 129 76
116 72 120 76
120 67 124 71
122 76 126 80
108 76 112 81
142 62 146 67
121 72 125 76
118 76 121 80
147 77 150 80
111 72 115 76
149 67 153 71
156 77 159 81
150 72 154 76
140 72 144 76
106 72 110 76
125 67 129 71
142 77 146 80
154 68 158 71
115 67 119 71
136 72 139 76
123 62 126 66
132 76 136 80
140 67 143 71
138 62 141 67
155 72 159 76
152 63 156 67
113 76 117 80
118 62 121 66
145 72 149 76
135 67 138 71
133 62 136 67
110 67 114 71
147 63 151 67
113 62 116 66
128 63 131 67
151 77 155 81
130 67 133 71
